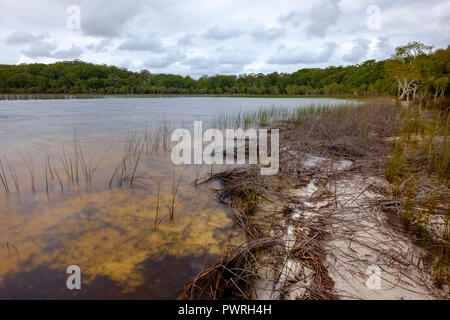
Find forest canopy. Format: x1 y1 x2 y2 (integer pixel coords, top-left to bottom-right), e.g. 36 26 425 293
0 42 449 98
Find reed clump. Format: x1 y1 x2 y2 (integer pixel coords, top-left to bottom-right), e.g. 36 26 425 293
212 104 338 130
109 150 145 188
124 120 173 157
179 237 283 300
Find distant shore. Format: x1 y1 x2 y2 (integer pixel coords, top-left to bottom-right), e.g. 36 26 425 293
0 93 379 101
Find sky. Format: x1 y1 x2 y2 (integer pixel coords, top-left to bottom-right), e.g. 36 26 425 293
0 0 449 77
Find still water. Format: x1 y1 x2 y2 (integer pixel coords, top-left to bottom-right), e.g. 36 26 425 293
0 97 347 299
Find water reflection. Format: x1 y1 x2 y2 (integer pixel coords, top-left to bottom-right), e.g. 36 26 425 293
0 97 350 299
0 160 241 298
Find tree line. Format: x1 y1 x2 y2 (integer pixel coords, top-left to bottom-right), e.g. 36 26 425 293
0 42 448 100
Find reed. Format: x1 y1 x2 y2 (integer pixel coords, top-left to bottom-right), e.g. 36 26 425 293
0 158 10 193
129 150 142 186
194 164 201 186
169 169 183 222
61 143 74 185
124 120 173 157
17 151 35 194
45 161 49 195
53 163 64 191
109 151 145 188
154 181 161 229
212 103 345 130
109 161 121 188
6 159 19 194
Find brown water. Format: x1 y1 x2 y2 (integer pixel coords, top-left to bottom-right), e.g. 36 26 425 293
0 97 348 299
0 154 242 298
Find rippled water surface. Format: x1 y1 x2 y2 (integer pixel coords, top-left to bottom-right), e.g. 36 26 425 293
0 97 348 299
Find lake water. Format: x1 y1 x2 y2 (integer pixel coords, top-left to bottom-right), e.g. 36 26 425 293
0 97 348 299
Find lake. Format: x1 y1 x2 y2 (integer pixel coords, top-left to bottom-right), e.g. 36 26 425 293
0 97 349 299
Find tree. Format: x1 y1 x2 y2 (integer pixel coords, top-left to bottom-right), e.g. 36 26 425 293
0 42 447 99
387 41 433 104
432 77 449 100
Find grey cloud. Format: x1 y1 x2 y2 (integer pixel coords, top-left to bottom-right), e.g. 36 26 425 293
204 26 244 40
53 45 83 59
343 37 370 63
374 36 393 59
182 57 208 70
144 50 186 69
4 31 45 45
203 24 284 43
306 0 341 38
21 40 82 59
81 0 142 37
216 64 246 75
22 41 57 58
185 60 246 76
214 48 254 65
277 10 304 28
177 33 196 46
183 50 253 70
181 49 253 75
86 39 112 53
248 26 286 41
117 36 165 53
267 42 337 65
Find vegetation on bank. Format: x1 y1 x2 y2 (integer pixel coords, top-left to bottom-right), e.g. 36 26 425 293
385 99 449 287
0 93 365 100
0 42 448 99
180 98 449 299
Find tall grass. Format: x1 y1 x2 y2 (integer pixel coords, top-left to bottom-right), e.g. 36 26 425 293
129 150 142 186
109 151 144 188
385 103 449 288
169 169 183 222
6 159 19 194
0 159 10 193
17 151 36 194
154 181 161 229
0 133 110 196
212 103 356 129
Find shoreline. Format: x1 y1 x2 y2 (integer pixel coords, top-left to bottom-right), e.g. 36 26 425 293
180 99 449 300
0 93 384 101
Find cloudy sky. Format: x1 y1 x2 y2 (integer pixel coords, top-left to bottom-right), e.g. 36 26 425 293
0 0 449 76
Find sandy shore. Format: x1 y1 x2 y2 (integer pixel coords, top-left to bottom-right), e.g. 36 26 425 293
250 153 445 300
